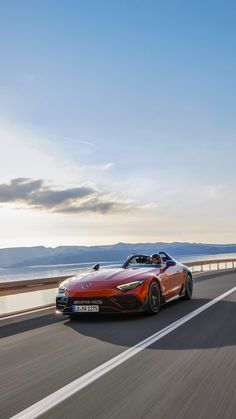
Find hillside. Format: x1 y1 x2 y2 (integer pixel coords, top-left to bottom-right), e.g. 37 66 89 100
1 242 236 268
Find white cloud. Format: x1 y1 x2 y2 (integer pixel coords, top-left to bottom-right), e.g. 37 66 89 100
0 121 115 185
0 120 235 247
0 121 61 182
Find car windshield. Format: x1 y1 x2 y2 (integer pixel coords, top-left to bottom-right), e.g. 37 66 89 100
127 256 163 268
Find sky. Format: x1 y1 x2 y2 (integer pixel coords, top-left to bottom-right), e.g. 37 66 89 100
0 0 235 248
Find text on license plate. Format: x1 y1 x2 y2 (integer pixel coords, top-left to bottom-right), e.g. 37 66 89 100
72 305 99 312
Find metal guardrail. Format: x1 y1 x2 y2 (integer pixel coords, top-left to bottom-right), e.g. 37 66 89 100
186 258 236 273
0 258 236 294
0 275 71 290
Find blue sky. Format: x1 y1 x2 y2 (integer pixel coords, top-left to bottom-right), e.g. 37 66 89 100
0 1 235 247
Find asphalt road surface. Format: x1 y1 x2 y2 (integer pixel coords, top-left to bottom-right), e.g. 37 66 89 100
1 270 236 419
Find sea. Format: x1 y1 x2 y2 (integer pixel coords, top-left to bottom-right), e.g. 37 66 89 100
1 253 236 284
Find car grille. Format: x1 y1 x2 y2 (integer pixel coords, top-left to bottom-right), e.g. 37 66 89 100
56 295 142 313
110 295 141 310
56 296 68 310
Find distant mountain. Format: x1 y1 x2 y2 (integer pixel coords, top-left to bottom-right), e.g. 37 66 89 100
0 246 50 268
1 242 236 268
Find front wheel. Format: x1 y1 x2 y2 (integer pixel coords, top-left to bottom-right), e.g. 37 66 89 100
144 281 161 315
181 274 193 300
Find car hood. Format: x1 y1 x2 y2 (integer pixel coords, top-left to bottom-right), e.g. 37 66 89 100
63 267 160 291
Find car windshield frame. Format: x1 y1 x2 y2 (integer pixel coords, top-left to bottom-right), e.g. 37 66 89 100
127 262 163 268
122 252 173 269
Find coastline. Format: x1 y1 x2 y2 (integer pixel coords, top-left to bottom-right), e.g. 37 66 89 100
1 253 236 284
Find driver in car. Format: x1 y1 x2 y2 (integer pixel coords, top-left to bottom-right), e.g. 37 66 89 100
151 254 163 265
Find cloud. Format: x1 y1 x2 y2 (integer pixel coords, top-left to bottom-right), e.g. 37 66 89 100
0 178 44 201
58 198 131 214
0 178 132 215
80 162 114 171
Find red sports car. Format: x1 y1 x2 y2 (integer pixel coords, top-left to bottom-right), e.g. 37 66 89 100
56 252 193 316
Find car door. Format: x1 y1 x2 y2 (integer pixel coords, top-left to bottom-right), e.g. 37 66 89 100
160 263 181 299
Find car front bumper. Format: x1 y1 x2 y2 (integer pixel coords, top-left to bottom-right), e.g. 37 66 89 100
56 294 144 314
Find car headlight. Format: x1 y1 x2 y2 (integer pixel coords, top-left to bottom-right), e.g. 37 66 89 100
117 280 144 292
58 285 68 295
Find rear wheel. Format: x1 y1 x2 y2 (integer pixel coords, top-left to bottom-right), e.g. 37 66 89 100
144 281 161 315
181 274 193 300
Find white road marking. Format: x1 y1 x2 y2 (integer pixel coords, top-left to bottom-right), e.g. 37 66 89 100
9 285 236 419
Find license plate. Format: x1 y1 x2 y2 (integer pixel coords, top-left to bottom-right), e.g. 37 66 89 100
72 305 99 313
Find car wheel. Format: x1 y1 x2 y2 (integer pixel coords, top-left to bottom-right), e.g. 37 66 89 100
145 281 161 315
181 274 193 300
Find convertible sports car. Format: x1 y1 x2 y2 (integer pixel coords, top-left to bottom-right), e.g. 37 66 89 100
56 252 193 316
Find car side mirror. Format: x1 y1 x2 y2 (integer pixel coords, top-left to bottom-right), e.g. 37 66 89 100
166 260 176 267
92 263 100 271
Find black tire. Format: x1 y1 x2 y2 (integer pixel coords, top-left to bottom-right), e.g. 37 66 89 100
181 274 193 300
144 281 161 315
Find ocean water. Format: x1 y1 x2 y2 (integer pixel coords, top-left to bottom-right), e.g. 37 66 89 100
0 261 122 283
0 253 236 284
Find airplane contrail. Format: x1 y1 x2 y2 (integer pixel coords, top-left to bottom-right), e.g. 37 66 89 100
65 137 94 146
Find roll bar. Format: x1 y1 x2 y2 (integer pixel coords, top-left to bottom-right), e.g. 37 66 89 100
122 252 174 268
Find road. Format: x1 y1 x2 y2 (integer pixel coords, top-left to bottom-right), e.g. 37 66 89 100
0 270 236 419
